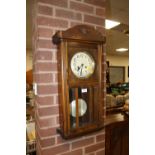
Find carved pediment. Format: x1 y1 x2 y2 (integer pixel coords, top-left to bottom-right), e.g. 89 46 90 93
53 25 106 44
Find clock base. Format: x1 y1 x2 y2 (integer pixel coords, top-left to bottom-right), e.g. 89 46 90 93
56 124 104 139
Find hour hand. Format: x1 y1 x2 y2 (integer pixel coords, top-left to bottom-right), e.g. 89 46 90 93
77 66 82 76
77 66 81 71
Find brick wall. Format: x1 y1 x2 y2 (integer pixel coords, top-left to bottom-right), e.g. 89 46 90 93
33 0 106 154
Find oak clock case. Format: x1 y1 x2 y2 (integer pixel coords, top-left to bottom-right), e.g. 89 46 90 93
52 25 106 139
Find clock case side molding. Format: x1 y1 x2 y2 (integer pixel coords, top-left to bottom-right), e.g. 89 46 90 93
52 25 106 139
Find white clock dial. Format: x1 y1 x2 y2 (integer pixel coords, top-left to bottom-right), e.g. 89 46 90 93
70 52 95 78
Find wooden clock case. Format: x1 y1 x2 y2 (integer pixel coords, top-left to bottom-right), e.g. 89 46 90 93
52 25 106 139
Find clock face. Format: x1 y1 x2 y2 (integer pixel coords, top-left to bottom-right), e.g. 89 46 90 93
70 52 95 78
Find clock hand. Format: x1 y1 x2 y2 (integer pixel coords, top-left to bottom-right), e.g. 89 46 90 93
80 64 84 76
77 66 80 71
77 64 83 71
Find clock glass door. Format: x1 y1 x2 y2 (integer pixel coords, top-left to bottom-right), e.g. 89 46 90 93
69 86 99 129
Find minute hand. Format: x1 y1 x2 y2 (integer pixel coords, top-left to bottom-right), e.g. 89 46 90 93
80 64 84 76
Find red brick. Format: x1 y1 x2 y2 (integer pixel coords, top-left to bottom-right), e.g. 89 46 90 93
38 105 59 117
84 0 105 7
37 85 58 95
35 51 54 61
56 9 82 21
96 149 105 155
35 73 53 83
37 16 68 28
38 106 59 117
54 94 59 105
56 135 66 144
38 127 57 137
70 1 94 14
38 39 56 49
38 117 57 128
70 21 83 27
38 27 53 38
84 14 104 26
35 62 57 72
36 96 54 106
96 134 105 142
72 137 94 149
42 143 70 155
40 137 56 147
61 149 83 155
38 5 53 15
96 8 105 16
53 72 58 82
38 0 68 8
85 142 105 153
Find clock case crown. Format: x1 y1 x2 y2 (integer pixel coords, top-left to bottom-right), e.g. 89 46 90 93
52 25 106 139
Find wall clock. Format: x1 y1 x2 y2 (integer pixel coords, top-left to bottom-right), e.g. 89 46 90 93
52 25 106 139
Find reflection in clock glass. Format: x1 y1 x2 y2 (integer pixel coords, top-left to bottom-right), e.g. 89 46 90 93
70 98 87 117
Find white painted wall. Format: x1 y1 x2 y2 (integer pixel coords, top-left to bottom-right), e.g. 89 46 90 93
106 55 129 82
